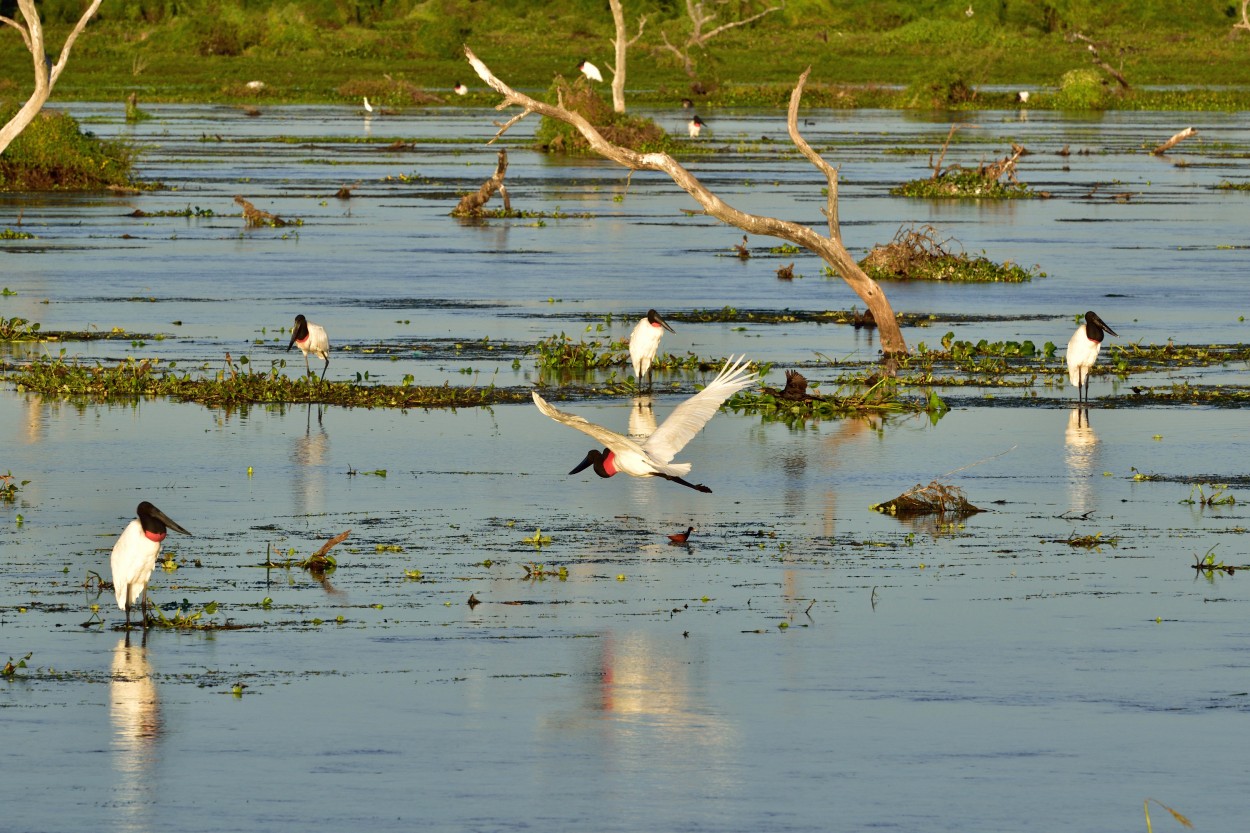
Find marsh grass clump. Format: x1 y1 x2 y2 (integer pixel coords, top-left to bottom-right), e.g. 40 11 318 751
1053 68 1114 110
535 78 670 154
0 316 42 340
1062 531 1120 549
893 167 1040 199
860 224 1041 283
0 106 136 191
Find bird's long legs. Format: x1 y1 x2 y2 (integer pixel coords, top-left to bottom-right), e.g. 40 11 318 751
656 473 713 493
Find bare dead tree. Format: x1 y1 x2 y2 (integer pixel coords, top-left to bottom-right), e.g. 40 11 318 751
607 0 648 114
1068 31 1131 91
452 149 512 216
465 47 908 355
0 0 104 154
659 0 782 90
1234 1 1250 35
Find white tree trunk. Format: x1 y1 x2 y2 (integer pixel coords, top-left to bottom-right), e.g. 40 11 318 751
464 47 908 355
0 0 105 155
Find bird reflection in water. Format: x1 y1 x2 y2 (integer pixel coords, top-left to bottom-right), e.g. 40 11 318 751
628 395 656 439
110 634 162 830
291 403 329 517
1064 407 1099 515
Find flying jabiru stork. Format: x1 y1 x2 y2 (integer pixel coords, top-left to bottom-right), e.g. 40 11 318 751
532 355 755 493
1067 310 1118 402
110 502 192 628
629 309 675 391
288 314 330 381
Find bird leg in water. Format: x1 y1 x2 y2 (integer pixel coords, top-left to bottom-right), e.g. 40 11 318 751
655 473 713 493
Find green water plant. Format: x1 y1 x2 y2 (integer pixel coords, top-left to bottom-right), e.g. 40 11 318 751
0 471 29 502
2 652 32 678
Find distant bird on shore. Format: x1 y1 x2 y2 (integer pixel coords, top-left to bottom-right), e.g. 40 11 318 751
362 96 373 113
965 3 974 17
454 81 468 96
578 60 603 83
668 526 695 545
532 355 755 493
630 309 675 391
288 314 330 381
681 97 694 109
111 502 192 629
688 115 705 138
1067 311 1118 402
1017 90 1031 104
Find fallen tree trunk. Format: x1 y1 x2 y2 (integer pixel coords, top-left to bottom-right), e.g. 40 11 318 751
452 149 511 216
463 47 908 355
1151 126 1197 156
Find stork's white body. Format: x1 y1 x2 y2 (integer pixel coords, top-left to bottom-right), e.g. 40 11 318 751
111 519 162 613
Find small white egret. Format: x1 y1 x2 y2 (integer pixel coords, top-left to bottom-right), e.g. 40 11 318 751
110 502 192 628
965 3 974 17
1067 310 1118 402
630 309 676 391
454 81 468 96
687 115 705 138
532 355 755 493
577 60 603 83
1017 90 1031 104
288 314 330 381
362 96 373 113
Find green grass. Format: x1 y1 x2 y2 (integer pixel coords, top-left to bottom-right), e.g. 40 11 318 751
3 1 1250 108
0 105 136 190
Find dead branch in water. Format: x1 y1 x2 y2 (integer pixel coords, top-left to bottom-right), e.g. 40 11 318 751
1151 126 1197 156
452 149 512 217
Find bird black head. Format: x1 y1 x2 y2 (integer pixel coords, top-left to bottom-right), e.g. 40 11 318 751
136 501 192 537
569 448 614 479
1084 311 1117 340
288 314 309 350
646 309 676 334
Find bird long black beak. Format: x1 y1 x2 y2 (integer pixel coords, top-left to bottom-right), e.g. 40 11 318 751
569 450 597 476
286 333 297 351
654 311 676 334
153 507 192 537
1092 314 1117 337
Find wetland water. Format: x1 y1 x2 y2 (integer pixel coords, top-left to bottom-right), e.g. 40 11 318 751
2 103 1249 832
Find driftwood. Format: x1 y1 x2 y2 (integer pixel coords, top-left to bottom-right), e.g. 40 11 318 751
1151 127 1197 156
234 195 289 227
452 149 511 217
464 47 908 355
872 480 982 517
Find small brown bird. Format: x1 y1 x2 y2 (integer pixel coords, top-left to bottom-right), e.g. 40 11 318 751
668 526 695 545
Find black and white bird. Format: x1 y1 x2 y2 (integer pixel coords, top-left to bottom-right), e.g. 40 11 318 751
288 314 330 381
577 59 603 83
110 502 193 628
630 309 676 391
532 355 755 493
454 81 468 96
687 115 705 138
1067 311 1118 402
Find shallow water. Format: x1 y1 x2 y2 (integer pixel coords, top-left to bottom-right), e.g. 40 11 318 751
2 105 1249 832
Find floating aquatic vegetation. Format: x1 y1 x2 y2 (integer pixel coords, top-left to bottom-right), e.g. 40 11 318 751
1179 483 1236 507
859 224 1042 283
727 371 939 423
1058 531 1120 549
0 471 28 503
872 480 982 517
2 652 32 677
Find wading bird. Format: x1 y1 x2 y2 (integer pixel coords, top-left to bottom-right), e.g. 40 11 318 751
1067 310 1118 402
687 115 705 138
668 526 695 545
111 502 192 628
288 314 330 381
454 81 467 96
630 309 676 391
362 96 373 113
532 355 755 493
577 60 603 83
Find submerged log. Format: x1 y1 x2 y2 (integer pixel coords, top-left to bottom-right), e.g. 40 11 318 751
234 195 288 227
1151 126 1198 156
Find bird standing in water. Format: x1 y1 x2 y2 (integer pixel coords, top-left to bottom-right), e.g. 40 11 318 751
687 115 705 138
453 81 468 96
668 526 695 545
577 60 603 83
1067 310 1118 402
630 309 676 391
110 502 193 628
532 355 755 493
288 314 330 381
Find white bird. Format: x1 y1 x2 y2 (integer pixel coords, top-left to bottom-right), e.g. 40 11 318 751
453 81 468 96
577 60 603 83
110 502 192 628
362 96 373 113
287 314 330 381
1067 310 1118 402
629 309 676 390
1017 90 1030 104
965 3 974 17
532 355 755 493
687 115 705 138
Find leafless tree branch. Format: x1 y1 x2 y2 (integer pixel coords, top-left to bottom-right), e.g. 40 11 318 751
786 67 840 242
465 46 908 355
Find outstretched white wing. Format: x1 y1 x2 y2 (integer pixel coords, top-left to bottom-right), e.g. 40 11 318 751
532 390 643 454
642 355 755 465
